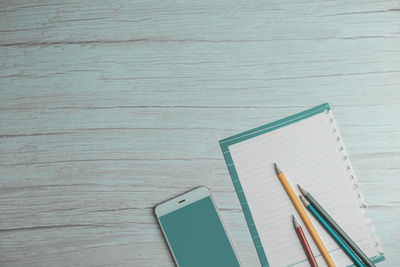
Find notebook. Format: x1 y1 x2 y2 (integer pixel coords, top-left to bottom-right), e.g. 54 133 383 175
220 103 385 267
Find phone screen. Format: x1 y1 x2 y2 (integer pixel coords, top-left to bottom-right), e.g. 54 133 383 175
159 196 240 267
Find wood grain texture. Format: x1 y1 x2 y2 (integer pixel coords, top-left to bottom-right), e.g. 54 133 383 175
0 0 399 266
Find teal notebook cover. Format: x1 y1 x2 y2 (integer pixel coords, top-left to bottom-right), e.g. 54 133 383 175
219 103 385 267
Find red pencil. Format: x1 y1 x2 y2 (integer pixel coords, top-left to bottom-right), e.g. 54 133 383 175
292 215 319 267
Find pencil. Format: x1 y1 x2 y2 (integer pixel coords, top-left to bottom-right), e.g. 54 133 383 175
298 185 375 267
273 163 336 267
299 196 364 267
292 215 319 267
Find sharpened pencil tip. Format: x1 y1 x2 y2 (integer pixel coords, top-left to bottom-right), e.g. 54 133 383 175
297 184 308 196
299 195 310 207
292 215 300 228
273 163 282 175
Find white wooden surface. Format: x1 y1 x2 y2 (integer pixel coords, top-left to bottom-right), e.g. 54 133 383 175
0 0 399 266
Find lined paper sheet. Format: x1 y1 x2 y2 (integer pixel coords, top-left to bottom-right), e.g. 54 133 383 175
228 110 381 267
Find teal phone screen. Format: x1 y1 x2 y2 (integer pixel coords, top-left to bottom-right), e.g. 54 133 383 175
159 196 240 267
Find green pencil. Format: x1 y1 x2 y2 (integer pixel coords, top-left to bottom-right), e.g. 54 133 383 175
298 185 375 267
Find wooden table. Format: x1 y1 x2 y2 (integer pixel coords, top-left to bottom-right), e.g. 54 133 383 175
1 0 399 266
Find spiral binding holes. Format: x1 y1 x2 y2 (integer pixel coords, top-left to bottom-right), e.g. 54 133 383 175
326 109 384 254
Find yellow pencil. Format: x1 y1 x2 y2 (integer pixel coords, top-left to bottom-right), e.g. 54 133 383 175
273 163 336 267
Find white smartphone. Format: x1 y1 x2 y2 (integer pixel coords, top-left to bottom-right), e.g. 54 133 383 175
154 186 240 267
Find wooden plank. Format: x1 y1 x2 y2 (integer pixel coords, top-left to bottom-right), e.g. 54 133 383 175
1 0 399 45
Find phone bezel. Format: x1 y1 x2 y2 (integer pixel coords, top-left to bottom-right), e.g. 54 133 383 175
154 186 210 217
154 186 240 266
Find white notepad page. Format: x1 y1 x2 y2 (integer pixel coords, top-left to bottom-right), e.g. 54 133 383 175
229 110 383 267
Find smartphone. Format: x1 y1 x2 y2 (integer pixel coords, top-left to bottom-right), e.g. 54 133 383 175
154 186 240 267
